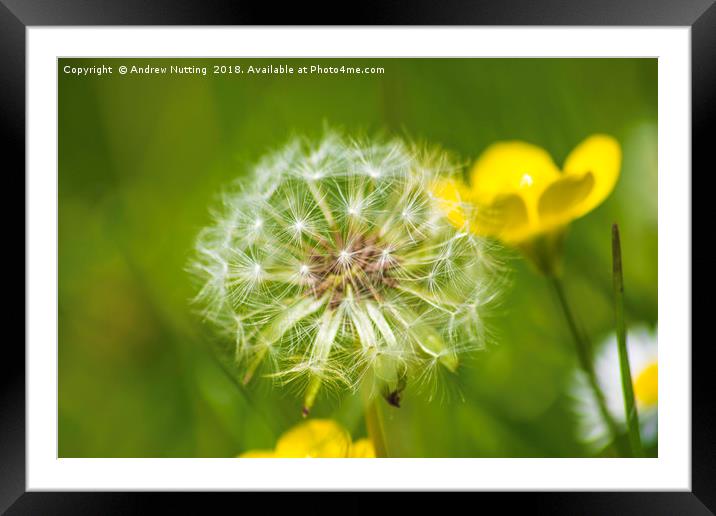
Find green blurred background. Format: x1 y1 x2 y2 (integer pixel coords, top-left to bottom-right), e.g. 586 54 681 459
58 58 657 457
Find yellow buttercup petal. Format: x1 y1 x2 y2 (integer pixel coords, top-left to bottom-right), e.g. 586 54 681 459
537 171 595 228
430 178 473 231
238 450 276 458
475 193 531 243
274 419 352 458
349 438 376 458
470 141 561 206
469 141 562 240
560 134 621 220
238 420 373 459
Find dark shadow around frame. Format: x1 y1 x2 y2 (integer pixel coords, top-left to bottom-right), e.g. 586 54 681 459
3 0 712 513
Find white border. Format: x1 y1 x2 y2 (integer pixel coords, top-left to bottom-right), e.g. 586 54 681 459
27 27 691 490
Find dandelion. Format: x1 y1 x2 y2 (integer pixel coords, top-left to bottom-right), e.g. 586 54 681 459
239 419 375 458
571 325 658 452
190 132 503 432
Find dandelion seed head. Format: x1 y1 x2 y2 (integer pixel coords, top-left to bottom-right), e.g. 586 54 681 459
190 131 506 412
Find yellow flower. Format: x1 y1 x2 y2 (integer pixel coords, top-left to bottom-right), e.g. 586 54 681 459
435 135 621 274
238 419 375 458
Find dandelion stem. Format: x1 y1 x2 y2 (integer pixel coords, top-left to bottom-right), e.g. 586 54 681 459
550 276 626 456
363 393 389 457
612 223 644 457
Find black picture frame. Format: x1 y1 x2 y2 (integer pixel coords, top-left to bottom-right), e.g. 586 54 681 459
3 0 711 513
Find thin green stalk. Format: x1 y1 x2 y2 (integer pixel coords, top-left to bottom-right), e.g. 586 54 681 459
364 395 389 458
550 276 627 456
612 224 644 457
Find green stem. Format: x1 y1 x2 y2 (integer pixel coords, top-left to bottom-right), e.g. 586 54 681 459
612 224 644 457
364 395 389 458
550 276 626 456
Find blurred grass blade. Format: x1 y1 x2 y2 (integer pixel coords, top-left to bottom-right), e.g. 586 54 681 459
551 276 626 456
612 223 644 457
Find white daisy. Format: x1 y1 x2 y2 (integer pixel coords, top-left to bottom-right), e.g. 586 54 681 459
571 324 658 452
